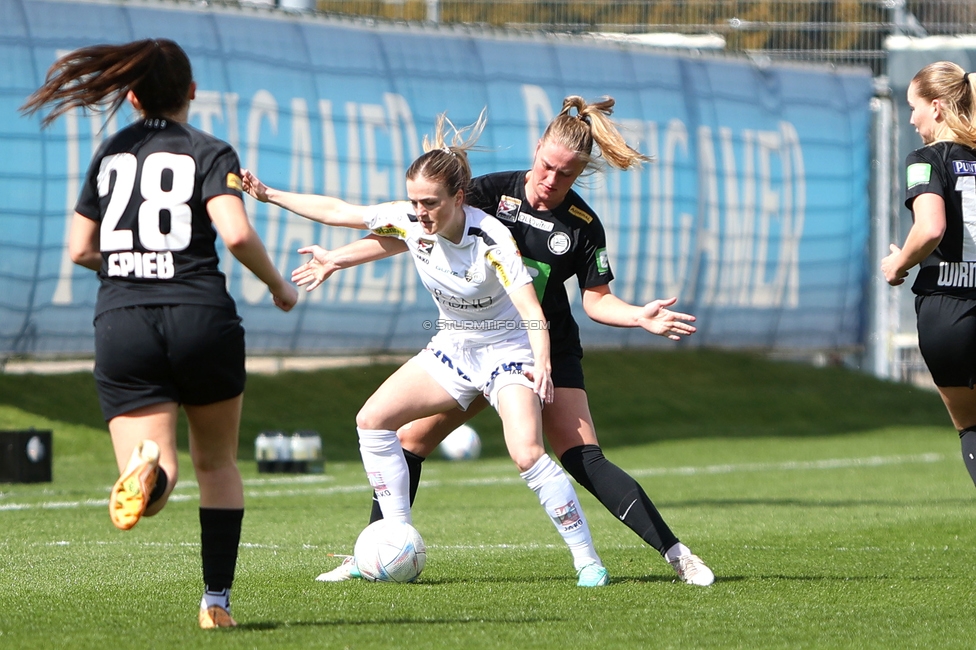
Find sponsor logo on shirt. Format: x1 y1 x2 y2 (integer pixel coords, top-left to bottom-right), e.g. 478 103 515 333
496 195 521 222
417 238 435 256
568 204 593 223
433 288 494 310
372 224 407 239
517 213 554 232
954 160 976 175
906 162 932 188
226 172 243 191
938 261 976 287
595 247 610 274
548 231 571 255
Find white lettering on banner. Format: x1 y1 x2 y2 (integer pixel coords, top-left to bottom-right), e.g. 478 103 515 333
516 88 806 311
240 89 280 304
661 118 694 299
521 85 555 154
52 93 119 305
55 84 808 316
277 97 317 308
695 125 722 306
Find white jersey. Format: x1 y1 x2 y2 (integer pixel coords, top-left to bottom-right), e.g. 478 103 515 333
363 202 533 344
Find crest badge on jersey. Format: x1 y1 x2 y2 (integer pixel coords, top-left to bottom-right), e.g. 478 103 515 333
464 265 486 283
496 195 521 223
417 238 435 256
548 231 571 255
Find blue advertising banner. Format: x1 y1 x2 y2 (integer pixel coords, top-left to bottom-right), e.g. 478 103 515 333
0 0 874 356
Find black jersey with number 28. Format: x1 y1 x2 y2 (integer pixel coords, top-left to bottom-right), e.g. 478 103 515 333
467 170 614 358
905 140 976 299
75 119 242 316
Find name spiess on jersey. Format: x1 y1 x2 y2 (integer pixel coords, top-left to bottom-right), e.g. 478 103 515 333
106 251 175 279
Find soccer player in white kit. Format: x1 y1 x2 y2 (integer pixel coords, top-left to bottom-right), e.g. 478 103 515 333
242 114 610 586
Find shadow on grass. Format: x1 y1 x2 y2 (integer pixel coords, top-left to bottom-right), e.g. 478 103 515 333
659 497 975 509
236 615 569 631
610 574 747 584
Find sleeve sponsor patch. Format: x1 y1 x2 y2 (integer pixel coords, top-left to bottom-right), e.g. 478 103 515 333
906 162 932 189
486 249 511 288
371 224 407 239
595 247 610 274
226 172 243 191
568 204 593 223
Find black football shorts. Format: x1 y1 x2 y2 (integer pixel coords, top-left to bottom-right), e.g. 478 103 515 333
551 351 585 390
93 304 246 420
915 293 976 388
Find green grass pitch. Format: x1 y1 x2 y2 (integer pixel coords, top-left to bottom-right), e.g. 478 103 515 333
0 350 971 649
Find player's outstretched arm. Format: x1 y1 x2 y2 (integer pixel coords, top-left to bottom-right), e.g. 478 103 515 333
241 169 370 230
209 194 297 312
582 284 696 341
292 235 408 292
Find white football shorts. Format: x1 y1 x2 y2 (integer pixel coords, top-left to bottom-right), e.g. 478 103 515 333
414 331 536 410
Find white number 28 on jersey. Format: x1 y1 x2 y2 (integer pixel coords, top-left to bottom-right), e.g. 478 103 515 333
97 151 195 252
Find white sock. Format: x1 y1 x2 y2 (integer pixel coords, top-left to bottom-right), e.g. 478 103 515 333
520 455 601 571
200 587 230 611
358 428 412 523
664 542 692 563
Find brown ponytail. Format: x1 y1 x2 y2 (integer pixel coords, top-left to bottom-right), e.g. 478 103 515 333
21 38 192 128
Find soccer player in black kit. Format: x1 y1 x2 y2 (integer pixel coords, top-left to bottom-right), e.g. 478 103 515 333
22 39 297 628
882 61 976 494
289 96 715 586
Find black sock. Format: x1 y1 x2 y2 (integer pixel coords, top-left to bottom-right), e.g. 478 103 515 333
200 507 244 591
147 467 168 508
560 444 679 554
369 449 425 524
960 428 976 488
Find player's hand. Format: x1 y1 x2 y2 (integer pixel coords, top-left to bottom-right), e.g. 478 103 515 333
881 243 909 286
525 363 554 405
240 169 270 203
272 281 298 312
292 245 338 292
636 297 697 341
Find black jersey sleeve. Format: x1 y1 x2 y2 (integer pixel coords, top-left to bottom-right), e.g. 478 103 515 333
200 145 244 203
905 147 948 210
575 214 615 289
467 174 496 214
74 138 115 222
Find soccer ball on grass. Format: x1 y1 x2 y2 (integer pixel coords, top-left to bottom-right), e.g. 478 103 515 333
354 519 427 583
438 424 481 461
